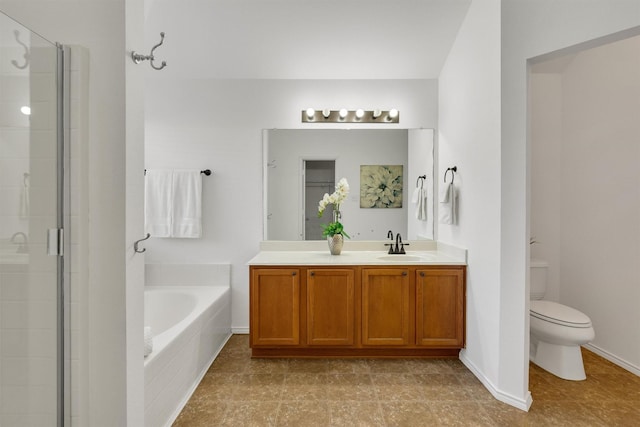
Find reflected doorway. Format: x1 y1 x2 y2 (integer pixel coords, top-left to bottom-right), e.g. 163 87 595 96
304 160 335 240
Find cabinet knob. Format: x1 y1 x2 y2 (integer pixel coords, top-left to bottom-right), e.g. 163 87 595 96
292 272 297 276
310 271 315 276
402 271 408 276
420 272 425 277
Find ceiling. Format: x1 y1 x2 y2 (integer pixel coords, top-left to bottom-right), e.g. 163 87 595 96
144 0 472 80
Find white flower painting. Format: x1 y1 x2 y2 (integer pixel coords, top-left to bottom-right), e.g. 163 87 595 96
360 165 403 208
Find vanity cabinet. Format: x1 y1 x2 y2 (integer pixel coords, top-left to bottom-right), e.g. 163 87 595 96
306 268 355 346
249 264 465 357
361 268 411 346
250 268 300 346
415 268 465 347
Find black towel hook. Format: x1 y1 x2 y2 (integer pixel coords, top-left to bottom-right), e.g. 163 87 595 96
416 175 426 189
444 166 457 184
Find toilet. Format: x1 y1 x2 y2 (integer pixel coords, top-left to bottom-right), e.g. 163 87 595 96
530 259 595 380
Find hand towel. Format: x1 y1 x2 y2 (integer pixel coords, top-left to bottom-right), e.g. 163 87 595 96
171 170 202 238
144 326 153 357
145 170 173 237
416 188 428 221
411 186 420 204
439 183 457 225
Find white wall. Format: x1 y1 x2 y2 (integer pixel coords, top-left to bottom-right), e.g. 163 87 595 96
0 0 131 424
144 78 438 331
502 0 640 407
438 0 514 407
266 129 409 241
531 36 640 373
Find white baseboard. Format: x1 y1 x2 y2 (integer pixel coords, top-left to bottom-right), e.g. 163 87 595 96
459 350 532 411
584 343 640 376
231 327 249 334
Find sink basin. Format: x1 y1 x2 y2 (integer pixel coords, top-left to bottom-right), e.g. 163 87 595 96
377 255 427 262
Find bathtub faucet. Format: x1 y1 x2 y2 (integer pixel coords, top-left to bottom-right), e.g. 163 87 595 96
10 232 29 253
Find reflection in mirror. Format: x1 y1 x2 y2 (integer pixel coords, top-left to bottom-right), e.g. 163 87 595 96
264 129 434 241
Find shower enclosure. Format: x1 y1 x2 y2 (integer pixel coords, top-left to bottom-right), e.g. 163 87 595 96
0 12 67 426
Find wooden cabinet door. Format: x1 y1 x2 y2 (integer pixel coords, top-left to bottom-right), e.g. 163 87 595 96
307 269 355 346
416 268 465 347
361 268 410 346
250 268 300 346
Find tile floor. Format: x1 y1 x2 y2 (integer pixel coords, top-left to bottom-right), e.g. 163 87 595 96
174 335 640 426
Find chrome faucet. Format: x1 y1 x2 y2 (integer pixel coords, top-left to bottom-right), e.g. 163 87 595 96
10 232 29 253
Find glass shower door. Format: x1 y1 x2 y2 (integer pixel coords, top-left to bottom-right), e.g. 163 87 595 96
0 12 64 426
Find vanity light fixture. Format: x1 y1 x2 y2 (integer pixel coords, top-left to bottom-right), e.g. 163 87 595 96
301 108 400 124
20 106 31 116
305 108 315 119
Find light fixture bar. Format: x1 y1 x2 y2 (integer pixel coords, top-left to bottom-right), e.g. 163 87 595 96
301 109 400 124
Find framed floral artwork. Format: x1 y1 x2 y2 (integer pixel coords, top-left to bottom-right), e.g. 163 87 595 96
360 165 403 208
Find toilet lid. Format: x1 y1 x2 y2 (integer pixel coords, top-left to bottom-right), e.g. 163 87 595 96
530 300 592 328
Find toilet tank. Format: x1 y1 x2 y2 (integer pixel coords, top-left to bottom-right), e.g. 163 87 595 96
530 259 548 300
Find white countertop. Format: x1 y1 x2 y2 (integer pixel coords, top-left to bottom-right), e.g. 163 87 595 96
248 241 467 266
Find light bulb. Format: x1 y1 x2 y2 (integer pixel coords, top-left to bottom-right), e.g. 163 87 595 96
372 109 382 119
388 108 399 119
305 108 315 119
20 106 31 116
322 109 331 118
355 109 364 119
339 109 348 119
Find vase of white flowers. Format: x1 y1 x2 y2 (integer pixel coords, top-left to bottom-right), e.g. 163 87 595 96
318 178 350 255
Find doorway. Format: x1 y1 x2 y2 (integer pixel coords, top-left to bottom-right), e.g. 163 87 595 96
303 160 335 240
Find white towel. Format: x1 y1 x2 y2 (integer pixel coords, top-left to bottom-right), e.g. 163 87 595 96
171 170 202 238
144 326 153 357
416 188 428 221
144 169 203 238
411 186 420 204
439 183 457 225
145 170 173 237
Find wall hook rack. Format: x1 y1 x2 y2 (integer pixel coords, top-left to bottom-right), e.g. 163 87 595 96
131 32 167 70
416 175 427 189
134 233 151 254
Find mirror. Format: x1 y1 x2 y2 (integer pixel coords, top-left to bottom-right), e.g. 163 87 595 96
264 129 434 241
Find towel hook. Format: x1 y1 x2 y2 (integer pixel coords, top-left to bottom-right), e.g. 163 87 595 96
134 233 151 253
131 32 167 70
444 166 457 184
11 30 30 70
416 175 426 189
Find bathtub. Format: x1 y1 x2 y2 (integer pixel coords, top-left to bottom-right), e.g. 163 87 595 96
143 285 231 427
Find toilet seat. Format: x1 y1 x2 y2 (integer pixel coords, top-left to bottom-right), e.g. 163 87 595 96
530 300 592 328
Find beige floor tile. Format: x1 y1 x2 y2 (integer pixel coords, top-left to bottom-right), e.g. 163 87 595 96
328 401 386 426
173 337 640 426
380 400 440 426
219 401 280 427
277 400 331 427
